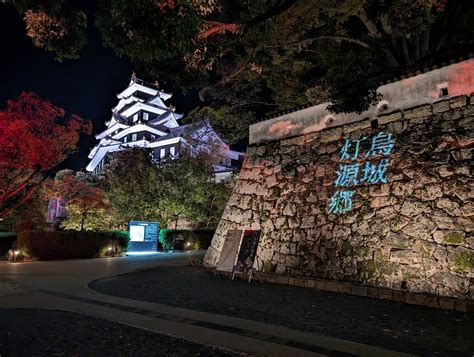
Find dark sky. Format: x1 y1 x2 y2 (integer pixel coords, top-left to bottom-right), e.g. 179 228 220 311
0 4 199 171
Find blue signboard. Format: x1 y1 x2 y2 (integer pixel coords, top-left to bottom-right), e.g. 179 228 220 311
128 221 160 252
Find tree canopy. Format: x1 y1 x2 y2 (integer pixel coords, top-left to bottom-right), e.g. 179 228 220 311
0 92 91 218
102 147 230 228
43 170 111 231
6 0 473 141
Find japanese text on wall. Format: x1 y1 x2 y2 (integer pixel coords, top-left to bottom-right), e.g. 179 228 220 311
329 131 395 214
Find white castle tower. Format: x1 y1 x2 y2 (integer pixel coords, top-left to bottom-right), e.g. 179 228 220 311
86 74 243 181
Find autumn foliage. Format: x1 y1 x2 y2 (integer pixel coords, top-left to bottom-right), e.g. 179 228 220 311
0 92 91 218
44 170 111 231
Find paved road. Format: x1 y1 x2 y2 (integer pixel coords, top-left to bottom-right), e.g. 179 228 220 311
91 265 474 355
0 252 412 356
0 308 238 356
0 251 202 295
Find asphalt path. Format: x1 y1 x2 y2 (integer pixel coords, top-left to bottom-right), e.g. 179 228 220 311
0 251 419 356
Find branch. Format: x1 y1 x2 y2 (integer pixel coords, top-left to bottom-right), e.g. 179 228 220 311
0 185 38 218
199 21 243 39
199 0 297 39
357 8 381 38
249 34 374 51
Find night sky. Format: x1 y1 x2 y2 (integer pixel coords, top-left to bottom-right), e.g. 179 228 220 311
0 4 199 171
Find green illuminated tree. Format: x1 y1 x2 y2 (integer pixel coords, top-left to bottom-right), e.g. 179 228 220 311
101 149 163 225
102 147 231 228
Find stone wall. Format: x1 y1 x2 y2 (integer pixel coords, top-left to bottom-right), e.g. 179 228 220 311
204 95 473 299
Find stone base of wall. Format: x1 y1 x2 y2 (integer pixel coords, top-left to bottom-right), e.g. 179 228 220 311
211 269 473 313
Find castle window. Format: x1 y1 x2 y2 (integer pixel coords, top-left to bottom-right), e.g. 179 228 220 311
160 148 165 158
143 112 149 121
132 133 137 141
437 83 449 97
133 114 138 122
170 147 175 156
124 136 128 143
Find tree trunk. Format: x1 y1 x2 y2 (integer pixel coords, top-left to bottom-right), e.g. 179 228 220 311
80 212 86 231
401 36 410 64
206 196 217 230
420 30 430 58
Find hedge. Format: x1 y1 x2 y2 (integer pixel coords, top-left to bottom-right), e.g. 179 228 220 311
0 232 16 257
17 231 130 260
158 229 214 251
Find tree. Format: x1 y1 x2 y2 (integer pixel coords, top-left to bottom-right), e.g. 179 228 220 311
24 9 87 61
203 179 233 229
8 0 473 140
102 147 231 228
7 0 87 61
43 170 112 231
1 192 50 232
102 148 163 225
154 148 218 227
0 92 92 218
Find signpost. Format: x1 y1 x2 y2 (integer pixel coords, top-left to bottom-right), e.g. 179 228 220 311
128 221 160 252
216 230 243 273
233 230 261 281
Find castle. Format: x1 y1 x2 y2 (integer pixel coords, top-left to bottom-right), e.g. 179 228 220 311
86 74 243 181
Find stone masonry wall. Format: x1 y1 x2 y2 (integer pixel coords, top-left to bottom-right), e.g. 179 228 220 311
204 95 474 299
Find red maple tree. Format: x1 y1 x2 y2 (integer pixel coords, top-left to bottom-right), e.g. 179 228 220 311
0 92 92 218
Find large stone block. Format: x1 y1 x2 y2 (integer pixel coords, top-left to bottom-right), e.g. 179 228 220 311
401 215 436 240
404 104 432 120
432 99 450 114
378 111 402 125
449 96 467 109
399 199 430 217
430 271 470 295
436 198 462 216
370 196 396 208
320 127 343 143
383 232 413 249
390 249 422 264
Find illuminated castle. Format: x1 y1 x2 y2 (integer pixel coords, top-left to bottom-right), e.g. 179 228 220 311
86 74 243 181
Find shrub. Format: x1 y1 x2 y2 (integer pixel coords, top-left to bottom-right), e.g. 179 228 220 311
17 230 129 260
158 229 176 251
158 229 214 251
110 231 130 252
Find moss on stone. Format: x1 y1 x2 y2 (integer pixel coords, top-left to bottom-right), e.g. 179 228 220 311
340 241 352 256
263 260 274 273
444 232 464 244
356 246 371 257
390 224 401 233
360 260 377 279
378 260 396 275
453 251 473 272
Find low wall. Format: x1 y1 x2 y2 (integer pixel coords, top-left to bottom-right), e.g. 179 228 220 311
205 94 473 300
